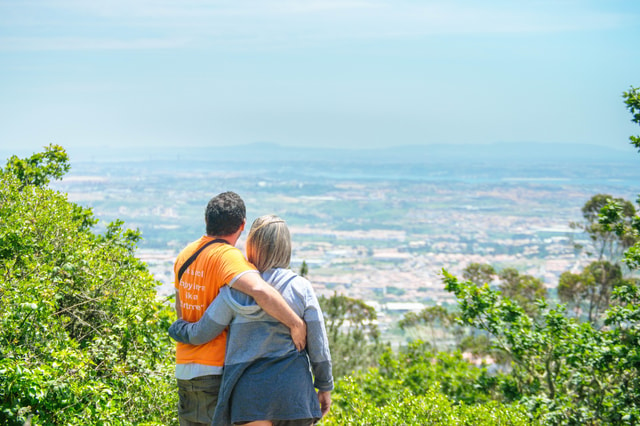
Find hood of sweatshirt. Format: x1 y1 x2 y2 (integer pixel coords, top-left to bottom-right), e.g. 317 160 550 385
222 268 298 320
262 268 297 293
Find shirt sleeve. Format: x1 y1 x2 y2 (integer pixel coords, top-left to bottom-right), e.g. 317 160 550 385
214 246 259 287
168 287 235 345
303 283 334 392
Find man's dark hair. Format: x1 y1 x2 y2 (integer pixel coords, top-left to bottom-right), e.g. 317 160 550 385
205 191 246 236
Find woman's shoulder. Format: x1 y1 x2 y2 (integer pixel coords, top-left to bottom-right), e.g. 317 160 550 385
263 268 312 289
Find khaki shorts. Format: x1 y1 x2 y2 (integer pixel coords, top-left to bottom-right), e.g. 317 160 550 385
177 375 222 426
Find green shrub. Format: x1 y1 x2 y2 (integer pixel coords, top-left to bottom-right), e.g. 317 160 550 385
0 147 178 425
320 340 535 425
323 376 535 425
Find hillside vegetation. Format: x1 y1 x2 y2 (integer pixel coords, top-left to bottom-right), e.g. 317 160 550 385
0 146 177 425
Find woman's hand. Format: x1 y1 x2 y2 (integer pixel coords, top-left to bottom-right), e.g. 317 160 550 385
318 390 331 417
291 320 307 351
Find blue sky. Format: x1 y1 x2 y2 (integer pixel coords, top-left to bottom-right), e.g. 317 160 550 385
1 0 639 157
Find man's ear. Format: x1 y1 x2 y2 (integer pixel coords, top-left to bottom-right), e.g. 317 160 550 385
240 219 246 231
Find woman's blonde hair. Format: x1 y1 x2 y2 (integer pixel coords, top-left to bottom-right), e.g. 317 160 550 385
246 215 291 272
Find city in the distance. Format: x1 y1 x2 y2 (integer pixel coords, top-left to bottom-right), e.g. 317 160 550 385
48 142 640 343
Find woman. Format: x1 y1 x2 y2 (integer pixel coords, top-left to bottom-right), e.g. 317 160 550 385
169 215 333 426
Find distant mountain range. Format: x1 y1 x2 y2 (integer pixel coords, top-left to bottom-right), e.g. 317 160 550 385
221 142 635 164
3 141 637 165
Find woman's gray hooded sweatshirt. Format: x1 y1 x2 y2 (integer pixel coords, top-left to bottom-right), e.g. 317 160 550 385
169 268 333 425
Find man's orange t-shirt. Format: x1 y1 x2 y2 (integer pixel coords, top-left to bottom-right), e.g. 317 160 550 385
174 236 257 367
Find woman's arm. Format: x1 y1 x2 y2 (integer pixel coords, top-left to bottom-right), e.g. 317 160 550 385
168 289 233 345
174 292 182 319
303 284 334 392
233 272 307 351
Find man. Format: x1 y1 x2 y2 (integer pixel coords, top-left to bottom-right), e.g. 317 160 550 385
174 191 306 426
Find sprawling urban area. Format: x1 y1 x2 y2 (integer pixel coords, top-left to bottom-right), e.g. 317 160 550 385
52 150 640 341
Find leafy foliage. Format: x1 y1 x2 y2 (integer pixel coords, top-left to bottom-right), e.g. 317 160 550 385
1 144 70 188
324 382 534 426
399 306 461 351
322 342 536 425
463 262 496 286
400 263 546 357
318 292 386 379
558 261 629 325
598 87 640 269
496 268 546 317
600 195 640 270
0 148 177 425
360 342 504 405
624 86 640 152
462 263 547 317
560 192 638 326
443 269 640 425
572 194 638 262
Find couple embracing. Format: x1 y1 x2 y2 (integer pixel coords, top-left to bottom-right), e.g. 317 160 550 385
171 191 333 426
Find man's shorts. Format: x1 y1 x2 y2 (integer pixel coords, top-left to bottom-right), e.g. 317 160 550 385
177 374 222 426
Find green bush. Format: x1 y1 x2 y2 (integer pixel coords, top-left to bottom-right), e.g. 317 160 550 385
320 341 535 425
359 342 506 405
0 147 178 425
444 270 640 425
324 376 534 425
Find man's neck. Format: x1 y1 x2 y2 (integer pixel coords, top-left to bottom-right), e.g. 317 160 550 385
208 232 239 246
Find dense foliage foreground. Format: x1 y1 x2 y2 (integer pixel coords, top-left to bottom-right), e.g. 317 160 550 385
1 86 639 426
0 146 178 424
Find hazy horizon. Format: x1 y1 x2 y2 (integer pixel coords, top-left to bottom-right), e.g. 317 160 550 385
3 140 640 166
